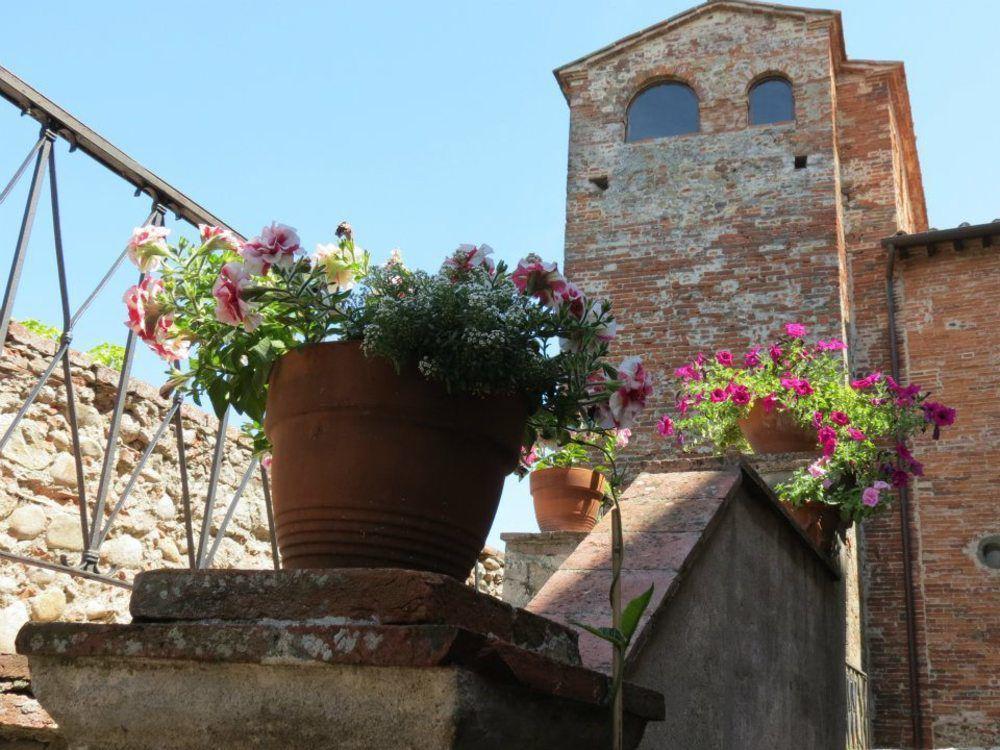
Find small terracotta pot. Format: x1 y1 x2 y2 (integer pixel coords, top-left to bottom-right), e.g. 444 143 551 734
782 500 849 553
738 401 817 454
264 341 528 578
530 467 606 532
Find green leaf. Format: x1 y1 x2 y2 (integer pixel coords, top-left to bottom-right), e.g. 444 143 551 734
207 378 230 419
620 584 655 643
569 621 626 648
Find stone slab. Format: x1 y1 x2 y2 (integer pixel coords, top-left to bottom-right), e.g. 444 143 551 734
130 568 580 665
24 658 653 750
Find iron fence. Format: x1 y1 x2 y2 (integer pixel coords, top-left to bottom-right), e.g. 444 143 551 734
0 63 279 587
846 662 872 750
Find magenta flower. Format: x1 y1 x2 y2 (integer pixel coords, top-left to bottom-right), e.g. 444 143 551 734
710 388 728 403
240 222 302 275
850 372 882 390
743 346 762 368
511 254 567 308
614 428 632 448
656 415 675 437
520 445 539 469
922 401 956 439
830 411 850 426
759 393 778 413
213 262 258 330
729 384 751 406
847 427 867 442
887 376 922 406
780 376 814 397
816 339 846 352
769 344 783 364
785 322 807 338
812 411 825 429
715 350 734 367
890 468 909 488
817 426 837 445
674 363 702 382
676 397 691 416
896 442 925 477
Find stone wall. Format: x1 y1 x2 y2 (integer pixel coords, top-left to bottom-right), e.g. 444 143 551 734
0 322 277 650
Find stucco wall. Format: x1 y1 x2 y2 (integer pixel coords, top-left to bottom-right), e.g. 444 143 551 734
629 484 846 749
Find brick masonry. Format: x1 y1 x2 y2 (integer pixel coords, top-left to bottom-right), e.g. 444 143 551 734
556 1 996 746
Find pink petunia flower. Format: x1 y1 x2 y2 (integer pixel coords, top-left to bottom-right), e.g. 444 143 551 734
614 428 632 448
862 487 881 507
715 350 734 367
769 344 784 364
830 411 850 426
126 225 171 272
212 262 257 329
759 393 778 413
847 427 867 442
240 222 302 275
710 388 728 403
198 224 242 253
896 442 924 477
557 282 587 320
785 322 807 338
780 376 814 397
817 426 837 445
511 254 567 308
674 363 702 382
595 356 652 430
441 243 495 278
122 277 189 362
812 411 825 429
807 458 828 478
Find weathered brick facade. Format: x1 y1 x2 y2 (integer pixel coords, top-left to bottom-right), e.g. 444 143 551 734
557 1 997 747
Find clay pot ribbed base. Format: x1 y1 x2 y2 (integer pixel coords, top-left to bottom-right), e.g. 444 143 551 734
264 342 527 579
530 467 606 532
738 401 817 454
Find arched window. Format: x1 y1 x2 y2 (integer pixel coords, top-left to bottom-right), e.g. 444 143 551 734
626 82 700 142
748 76 794 125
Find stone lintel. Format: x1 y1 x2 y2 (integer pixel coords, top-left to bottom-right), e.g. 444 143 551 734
129 568 579 665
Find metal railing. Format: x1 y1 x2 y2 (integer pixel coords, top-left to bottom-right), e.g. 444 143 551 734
846 663 872 750
0 64 279 587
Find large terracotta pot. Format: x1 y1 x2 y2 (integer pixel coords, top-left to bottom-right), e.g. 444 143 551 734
738 401 817 454
264 341 528 578
530 467 606 532
782 501 849 554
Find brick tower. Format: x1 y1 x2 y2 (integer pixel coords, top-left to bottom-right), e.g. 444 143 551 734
557 1 1000 747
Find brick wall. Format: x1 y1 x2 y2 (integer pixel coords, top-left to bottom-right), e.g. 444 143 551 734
879 242 999 748
557 2 997 747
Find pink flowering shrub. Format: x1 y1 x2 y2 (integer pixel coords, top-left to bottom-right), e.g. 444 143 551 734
660 323 955 521
123 222 640 459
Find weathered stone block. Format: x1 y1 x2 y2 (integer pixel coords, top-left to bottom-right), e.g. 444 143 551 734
19 569 663 750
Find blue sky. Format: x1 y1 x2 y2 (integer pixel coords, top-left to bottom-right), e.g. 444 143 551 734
1 1 995 548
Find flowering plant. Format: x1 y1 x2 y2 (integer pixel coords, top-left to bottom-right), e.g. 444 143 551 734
661 323 955 521
122 223 647 456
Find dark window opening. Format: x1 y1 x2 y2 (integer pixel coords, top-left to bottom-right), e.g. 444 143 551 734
794 155 808 169
589 175 609 191
749 76 795 126
979 537 1000 570
626 83 700 142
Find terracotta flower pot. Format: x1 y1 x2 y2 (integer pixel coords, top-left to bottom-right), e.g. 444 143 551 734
264 341 528 578
530 467 606 532
738 400 817 454
781 500 849 554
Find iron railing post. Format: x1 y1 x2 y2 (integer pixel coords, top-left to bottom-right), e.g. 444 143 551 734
196 410 230 568
0 128 53 354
